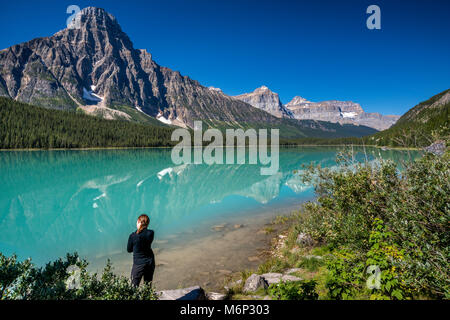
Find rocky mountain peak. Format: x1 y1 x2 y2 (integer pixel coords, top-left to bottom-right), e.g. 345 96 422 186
61 6 132 49
286 96 311 106
255 85 270 92
284 96 399 130
234 86 293 118
0 6 387 137
71 7 119 30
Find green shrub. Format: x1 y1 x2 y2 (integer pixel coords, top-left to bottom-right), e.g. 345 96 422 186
299 151 449 299
268 280 319 300
0 253 157 300
325 249 365 300
365 218 410 300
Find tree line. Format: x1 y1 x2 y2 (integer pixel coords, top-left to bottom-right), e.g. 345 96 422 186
0 97 176 149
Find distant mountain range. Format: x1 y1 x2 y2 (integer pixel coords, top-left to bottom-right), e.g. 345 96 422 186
234 86 400 131
0 7 381 139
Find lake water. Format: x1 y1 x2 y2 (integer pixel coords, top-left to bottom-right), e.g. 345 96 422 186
0 147 419 290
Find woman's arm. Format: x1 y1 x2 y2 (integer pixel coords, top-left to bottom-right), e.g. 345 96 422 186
149 230 154 245
127 233 134 253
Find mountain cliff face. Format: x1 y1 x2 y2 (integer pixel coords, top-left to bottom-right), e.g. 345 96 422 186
285 97 400 131
0 6 380 139
0 7 285 129
234 86 293 118
233 85 399 131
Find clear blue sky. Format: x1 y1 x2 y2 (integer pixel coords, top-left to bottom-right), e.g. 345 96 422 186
1 0 449 115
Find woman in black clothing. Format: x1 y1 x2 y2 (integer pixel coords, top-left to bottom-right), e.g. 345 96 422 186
127 214 155 287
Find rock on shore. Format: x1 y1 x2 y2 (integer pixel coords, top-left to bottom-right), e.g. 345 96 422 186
157 286 206 300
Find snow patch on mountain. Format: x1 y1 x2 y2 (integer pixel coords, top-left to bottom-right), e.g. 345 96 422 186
341 112 357 118
208 86 222 93
136 106 145 114
83 87 103 102
156 113 172 125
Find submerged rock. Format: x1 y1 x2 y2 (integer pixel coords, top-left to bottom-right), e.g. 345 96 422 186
157 286 206 300
218 269 232 275
224 279 242 291
247 256 260 262
211 224 227 231
156 260 168 267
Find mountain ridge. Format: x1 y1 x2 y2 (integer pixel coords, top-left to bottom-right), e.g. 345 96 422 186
0 6 378 139
366 88 450 147
232 84 400 131
284 96 400 130
234 86 293 118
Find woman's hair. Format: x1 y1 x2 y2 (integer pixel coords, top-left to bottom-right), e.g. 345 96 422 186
136 214 150 234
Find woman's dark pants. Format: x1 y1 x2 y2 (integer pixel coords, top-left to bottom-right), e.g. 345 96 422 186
131 262 155 287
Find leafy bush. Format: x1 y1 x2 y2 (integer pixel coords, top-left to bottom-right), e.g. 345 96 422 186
365 218 411 300
268 280 318 300
299 151 449 299
0 253 157 300
325 249 365 300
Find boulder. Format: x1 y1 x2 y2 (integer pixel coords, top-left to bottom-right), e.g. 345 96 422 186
260 273 283 285
157 286 206 300
261 273 303 285
424 140 446 156
243 274 268 293
296 233 314 247
206 292 227 300
281 275 303 282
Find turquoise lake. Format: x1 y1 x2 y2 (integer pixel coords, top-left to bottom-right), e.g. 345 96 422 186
0 147 419 289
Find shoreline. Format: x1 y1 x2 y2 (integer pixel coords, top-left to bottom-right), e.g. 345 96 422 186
219 211 329 301
0 144 420 152
82 202 305 293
